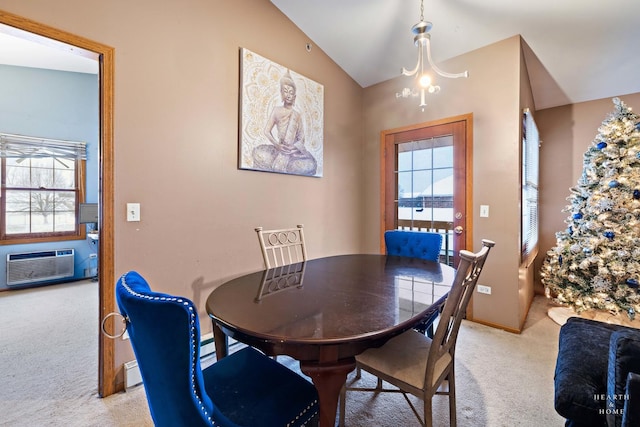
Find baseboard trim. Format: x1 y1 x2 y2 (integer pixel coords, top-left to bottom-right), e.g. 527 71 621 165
124 333 216 390
124 360 142 390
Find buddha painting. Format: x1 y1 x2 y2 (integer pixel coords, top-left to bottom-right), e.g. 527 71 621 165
239 48 323 177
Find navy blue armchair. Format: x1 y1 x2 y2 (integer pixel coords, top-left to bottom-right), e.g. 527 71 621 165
384 230 444 336
116 271 319 427
554 316 640 427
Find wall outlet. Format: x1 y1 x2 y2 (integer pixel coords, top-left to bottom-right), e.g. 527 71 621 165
477 285 492 295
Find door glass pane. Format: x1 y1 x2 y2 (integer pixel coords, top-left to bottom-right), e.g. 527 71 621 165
413 148 432 170
398 151 412 172
396 137 454 264
433 145 453 168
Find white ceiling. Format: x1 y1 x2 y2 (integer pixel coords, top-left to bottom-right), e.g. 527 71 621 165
0 29 97 75
271 0 640 110
2 2 640 110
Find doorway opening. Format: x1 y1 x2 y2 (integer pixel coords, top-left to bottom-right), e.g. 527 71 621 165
0 10 117 397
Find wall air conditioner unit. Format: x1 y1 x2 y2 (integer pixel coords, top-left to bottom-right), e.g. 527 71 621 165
6 249 74 286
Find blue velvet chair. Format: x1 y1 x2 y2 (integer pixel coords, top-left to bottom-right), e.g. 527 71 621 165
384 230 443 262
384 230 444 335
116 271 319 427
554 316 640 427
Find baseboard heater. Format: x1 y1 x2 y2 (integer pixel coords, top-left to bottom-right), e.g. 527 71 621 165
6 249 74 286
124 332 217 390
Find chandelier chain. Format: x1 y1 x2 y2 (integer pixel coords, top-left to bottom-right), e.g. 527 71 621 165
420 0 424 22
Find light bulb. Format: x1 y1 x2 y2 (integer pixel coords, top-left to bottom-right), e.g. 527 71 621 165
418 74 431 88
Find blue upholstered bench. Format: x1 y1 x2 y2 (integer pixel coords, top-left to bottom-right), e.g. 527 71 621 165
554 317 640 427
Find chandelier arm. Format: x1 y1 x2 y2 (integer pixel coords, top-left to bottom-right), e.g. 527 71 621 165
401 44 423 77
398 0 468 110
424 36 468 79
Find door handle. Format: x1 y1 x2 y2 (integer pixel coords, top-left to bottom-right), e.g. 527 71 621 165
454 226 463 235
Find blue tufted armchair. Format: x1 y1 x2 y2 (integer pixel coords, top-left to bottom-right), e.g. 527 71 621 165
116 271 319 427
384 230 443 262
384 230 444 336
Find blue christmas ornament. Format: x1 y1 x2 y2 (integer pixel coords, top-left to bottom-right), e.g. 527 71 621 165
637 152 640 160
604 231 615 240
573 213 583 220
597 142 607 149
630 308 636 321
627 279 639 289
558 255 563 266
583 248 593 255
636 122 640 131
567 226 573 234
609 180 620 188
634 189 640 199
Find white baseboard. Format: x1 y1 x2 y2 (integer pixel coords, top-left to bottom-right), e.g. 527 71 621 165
124 360 142 390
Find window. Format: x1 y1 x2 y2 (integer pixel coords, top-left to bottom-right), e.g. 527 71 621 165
521 110 540 263
0 133 86 243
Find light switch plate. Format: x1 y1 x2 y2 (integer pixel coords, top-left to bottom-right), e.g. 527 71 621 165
480 205 490 218
127 203 140 222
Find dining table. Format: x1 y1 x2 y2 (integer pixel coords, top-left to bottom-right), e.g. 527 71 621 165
206 254 455 426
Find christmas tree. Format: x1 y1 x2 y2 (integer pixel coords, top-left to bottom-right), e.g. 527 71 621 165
542 97 640 319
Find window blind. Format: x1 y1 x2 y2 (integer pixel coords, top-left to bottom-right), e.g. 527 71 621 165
522 109 540 263
0 133 87 160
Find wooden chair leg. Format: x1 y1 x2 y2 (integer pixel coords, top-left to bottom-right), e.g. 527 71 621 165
339 384 346 427
424 394 433 427
449 367 457 427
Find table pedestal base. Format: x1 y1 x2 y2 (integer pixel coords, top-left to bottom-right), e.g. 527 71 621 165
301 358 356 427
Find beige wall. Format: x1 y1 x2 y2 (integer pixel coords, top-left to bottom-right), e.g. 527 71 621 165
0 0 364 375
6 0 635 378
535 92 640 293
362 36 526 331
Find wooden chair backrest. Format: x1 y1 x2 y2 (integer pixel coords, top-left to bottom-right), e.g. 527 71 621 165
255 224 308 269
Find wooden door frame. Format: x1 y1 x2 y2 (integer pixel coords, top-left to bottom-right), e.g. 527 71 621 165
0 10 117 397
379 114 474 255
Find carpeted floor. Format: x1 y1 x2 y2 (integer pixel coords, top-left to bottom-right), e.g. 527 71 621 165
0 280 565 426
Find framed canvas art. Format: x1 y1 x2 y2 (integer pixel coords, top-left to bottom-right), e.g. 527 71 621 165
238 48 323 177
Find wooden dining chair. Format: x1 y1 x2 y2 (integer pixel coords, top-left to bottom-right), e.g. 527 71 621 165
340 239 495 427
255 224 308 268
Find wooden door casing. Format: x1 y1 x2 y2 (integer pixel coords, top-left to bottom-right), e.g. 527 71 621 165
380 114 473 267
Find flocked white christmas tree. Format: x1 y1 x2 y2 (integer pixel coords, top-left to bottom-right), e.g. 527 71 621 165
541 97 640 320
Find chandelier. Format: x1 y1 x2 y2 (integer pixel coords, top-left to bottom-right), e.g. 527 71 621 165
396 0 468 110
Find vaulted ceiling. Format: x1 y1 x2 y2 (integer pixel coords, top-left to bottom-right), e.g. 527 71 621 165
271 0 640 110
2 2 640 111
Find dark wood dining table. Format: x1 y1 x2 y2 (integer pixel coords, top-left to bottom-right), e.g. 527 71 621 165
206 254 455 426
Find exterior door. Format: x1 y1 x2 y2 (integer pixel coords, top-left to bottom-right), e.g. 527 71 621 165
381 115 472 267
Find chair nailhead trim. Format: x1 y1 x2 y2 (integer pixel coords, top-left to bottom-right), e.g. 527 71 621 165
120 273 216 426
286 400 319 426
121 272 318 426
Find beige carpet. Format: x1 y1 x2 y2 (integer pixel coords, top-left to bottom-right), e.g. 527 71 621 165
0 280 565 426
